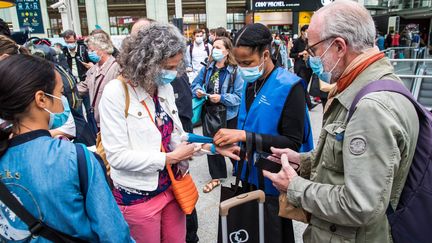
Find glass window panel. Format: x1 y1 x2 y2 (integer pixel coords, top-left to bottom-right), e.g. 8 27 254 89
183 14 195 23
235 23 244 30
226 13 233 22
110 17 117 25
403 0 412 8
110 27 118 35
234 13 244 22
199 14 206 23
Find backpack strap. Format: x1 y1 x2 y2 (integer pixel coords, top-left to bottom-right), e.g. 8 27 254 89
0 180 87 242
204 43 210 56
347 80 432 217
201 66 210 92
189 43 193 66
76 143 111 190
347 80 429 123
75 143 89 198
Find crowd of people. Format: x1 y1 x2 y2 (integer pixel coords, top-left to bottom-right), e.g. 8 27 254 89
0 0 429 242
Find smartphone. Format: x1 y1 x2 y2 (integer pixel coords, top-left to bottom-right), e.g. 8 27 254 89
254 153 282 173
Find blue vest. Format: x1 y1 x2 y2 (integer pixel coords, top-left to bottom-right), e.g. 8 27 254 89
237 67 314 195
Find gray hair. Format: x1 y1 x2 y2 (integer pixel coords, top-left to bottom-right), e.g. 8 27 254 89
86 33 114 54
117 22 186 94
317 0 376 52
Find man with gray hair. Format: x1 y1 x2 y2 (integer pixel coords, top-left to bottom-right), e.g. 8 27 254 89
130 17 156 36
262 1 419 242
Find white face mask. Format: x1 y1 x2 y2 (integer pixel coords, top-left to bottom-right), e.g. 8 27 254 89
195 37 203 44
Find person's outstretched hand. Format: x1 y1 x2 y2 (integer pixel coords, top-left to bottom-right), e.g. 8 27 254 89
263 154 298 193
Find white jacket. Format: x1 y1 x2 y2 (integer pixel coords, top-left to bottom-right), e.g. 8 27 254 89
99 79 185 191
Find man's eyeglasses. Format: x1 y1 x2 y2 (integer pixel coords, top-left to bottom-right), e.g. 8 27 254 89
306 37 336 57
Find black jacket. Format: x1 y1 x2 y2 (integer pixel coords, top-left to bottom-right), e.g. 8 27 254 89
171 73 193 133
290 37 309 74
61 40 90 81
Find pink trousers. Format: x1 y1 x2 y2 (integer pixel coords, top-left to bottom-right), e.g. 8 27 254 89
118 187 186 243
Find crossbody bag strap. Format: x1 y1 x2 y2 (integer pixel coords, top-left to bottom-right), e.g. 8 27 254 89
140 98 166 154
91 80 103 108
0 181 87 242
202 66 209 92
91 61 117 108
140 99 174 178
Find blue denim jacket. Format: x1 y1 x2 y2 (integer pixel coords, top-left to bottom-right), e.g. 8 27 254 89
191 62 244 120
0 130 134 243
272 43 289 71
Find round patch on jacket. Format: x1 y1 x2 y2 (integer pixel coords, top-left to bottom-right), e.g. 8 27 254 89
349 137 367 155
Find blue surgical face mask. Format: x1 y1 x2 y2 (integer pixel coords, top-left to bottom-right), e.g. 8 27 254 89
209 36 215 44
67 42 76 50
308 40 340 83
158 69 178 85
274 39 281 45
44 94 71 129
212 48 225 62
238 60 265 83
88 51 101 63
195 37 204 45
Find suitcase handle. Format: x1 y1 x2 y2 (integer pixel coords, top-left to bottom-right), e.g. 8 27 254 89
219 190 265 216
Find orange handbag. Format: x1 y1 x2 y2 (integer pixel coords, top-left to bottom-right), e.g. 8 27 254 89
140 98 199 215
166 165 199 215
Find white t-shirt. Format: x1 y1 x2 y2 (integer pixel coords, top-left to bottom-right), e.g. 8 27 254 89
54 112 76 137
187 42 212 72
69 49 79 79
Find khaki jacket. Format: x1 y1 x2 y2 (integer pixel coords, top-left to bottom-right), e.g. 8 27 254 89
78 55 120 126
287 58 419 242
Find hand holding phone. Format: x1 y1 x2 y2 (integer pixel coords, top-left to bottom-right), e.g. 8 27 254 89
196 89 206 98
254 152 282 173
255 152 300 173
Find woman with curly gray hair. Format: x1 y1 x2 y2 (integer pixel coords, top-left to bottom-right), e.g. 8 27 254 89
99 23 199 243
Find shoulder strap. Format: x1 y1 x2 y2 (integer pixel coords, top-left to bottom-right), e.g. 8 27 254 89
0 181 87 242
202 67 209 90
76 143 111 190
91 61 117 108
117 76 130 118
75 143 88 198
189 44 193 65
204 43 210 56
227 67 237 94
91 80 104 108
347 80 429 123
